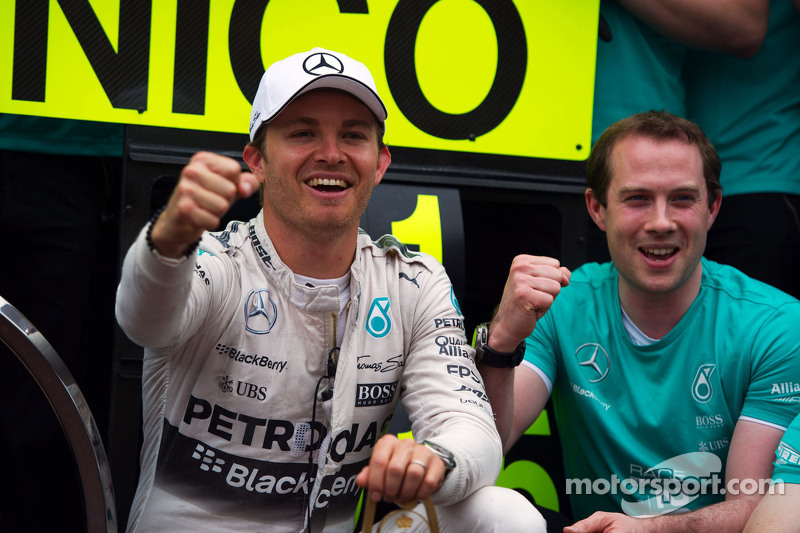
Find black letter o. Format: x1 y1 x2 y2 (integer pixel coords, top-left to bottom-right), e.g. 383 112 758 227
385 0 527 140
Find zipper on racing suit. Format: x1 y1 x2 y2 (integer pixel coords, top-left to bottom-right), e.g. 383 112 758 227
305 303 350 531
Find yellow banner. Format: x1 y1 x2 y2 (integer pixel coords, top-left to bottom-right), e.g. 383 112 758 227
0 0 598 161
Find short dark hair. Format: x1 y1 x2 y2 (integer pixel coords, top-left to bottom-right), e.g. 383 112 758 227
586 110 722 207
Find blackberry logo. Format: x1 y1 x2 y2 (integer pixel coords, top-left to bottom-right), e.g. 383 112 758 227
215 343 288 372
192 444 225 473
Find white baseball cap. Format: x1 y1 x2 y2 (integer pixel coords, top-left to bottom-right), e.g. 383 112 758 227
248 47 387 140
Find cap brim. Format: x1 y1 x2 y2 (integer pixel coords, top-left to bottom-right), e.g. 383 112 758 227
264 75 387 125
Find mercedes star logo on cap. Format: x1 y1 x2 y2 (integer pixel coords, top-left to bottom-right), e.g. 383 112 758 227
303 52 345 76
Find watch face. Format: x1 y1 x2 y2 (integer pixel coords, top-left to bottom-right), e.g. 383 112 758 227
473 324 488 348
423 441 456 470
473 324 489 362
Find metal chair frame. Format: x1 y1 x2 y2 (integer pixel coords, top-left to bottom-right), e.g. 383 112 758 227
0 296 117 533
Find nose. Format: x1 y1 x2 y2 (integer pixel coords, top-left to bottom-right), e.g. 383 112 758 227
314 134 345 165
645 199 677 233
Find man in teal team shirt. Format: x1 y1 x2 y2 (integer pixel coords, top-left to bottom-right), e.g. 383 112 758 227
480 111 800 532
743 412 800 532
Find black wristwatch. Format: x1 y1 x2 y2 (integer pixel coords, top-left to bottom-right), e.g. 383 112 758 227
472 322 525 368
421 440 456 474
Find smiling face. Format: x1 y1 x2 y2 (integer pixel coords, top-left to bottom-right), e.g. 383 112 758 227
243 89 390 243
586 134 721 302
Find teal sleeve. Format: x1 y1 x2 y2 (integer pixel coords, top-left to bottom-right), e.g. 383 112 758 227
741 302 800 428
773 414 800 484
523 310 558 383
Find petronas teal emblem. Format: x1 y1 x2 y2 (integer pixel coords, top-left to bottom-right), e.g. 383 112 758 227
450 286 462 316
366 297 392 338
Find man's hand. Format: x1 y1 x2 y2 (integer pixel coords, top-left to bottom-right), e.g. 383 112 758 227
356 435 447 504
150 151 258 258
565 511 647 533
488 255 570 352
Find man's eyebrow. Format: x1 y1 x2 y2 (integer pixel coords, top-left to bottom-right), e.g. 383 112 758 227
615 186 649 197
342 118 372 129
671 185 702 194
280 117 372 129
616 185 702 196
283 117 319 127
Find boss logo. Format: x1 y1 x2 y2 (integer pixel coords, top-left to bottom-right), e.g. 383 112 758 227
355 381 398 407
695 414 725 429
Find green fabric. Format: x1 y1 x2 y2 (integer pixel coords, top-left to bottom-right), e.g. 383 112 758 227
525 259 800 519
684 1 800 197
592 0 687 146
774 413 800 485
0 114 123 157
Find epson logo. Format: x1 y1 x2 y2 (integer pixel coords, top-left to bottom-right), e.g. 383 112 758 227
355 381 398 407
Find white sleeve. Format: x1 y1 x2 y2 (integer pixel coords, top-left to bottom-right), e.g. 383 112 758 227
400 262 503 507
521 360 554 394
115 226 210 350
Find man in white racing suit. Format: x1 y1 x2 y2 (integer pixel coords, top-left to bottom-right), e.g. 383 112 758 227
115 47 545 532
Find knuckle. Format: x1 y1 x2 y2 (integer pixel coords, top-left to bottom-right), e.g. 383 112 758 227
387 463 405 478
370 454 389 471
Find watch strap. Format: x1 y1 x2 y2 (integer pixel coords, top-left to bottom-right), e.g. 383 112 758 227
473 322 525 368
480 340 525 368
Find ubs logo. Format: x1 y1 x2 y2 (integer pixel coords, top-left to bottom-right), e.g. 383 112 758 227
303 52 345 76
244 289 278 334
575 343 610 383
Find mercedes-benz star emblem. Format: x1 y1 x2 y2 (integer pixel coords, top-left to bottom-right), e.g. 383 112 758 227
303 52 344 76
244 289 278 334
575 343 610 383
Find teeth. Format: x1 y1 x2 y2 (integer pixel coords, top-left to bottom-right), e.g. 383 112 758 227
307 178 347 188
642 248 675 256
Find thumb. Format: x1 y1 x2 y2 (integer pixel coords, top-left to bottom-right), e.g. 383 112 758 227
560 266 572 287
355 466 370 488
564 512 609 533
237 172 259 198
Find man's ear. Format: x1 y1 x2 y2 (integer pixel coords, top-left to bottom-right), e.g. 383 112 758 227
585 188 607 231
242 145 266 184
373 146 391 186
707 192 722 230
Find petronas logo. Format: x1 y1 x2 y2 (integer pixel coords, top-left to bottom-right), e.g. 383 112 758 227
691 364 716 403
366 297 392 338
450 286 462 316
